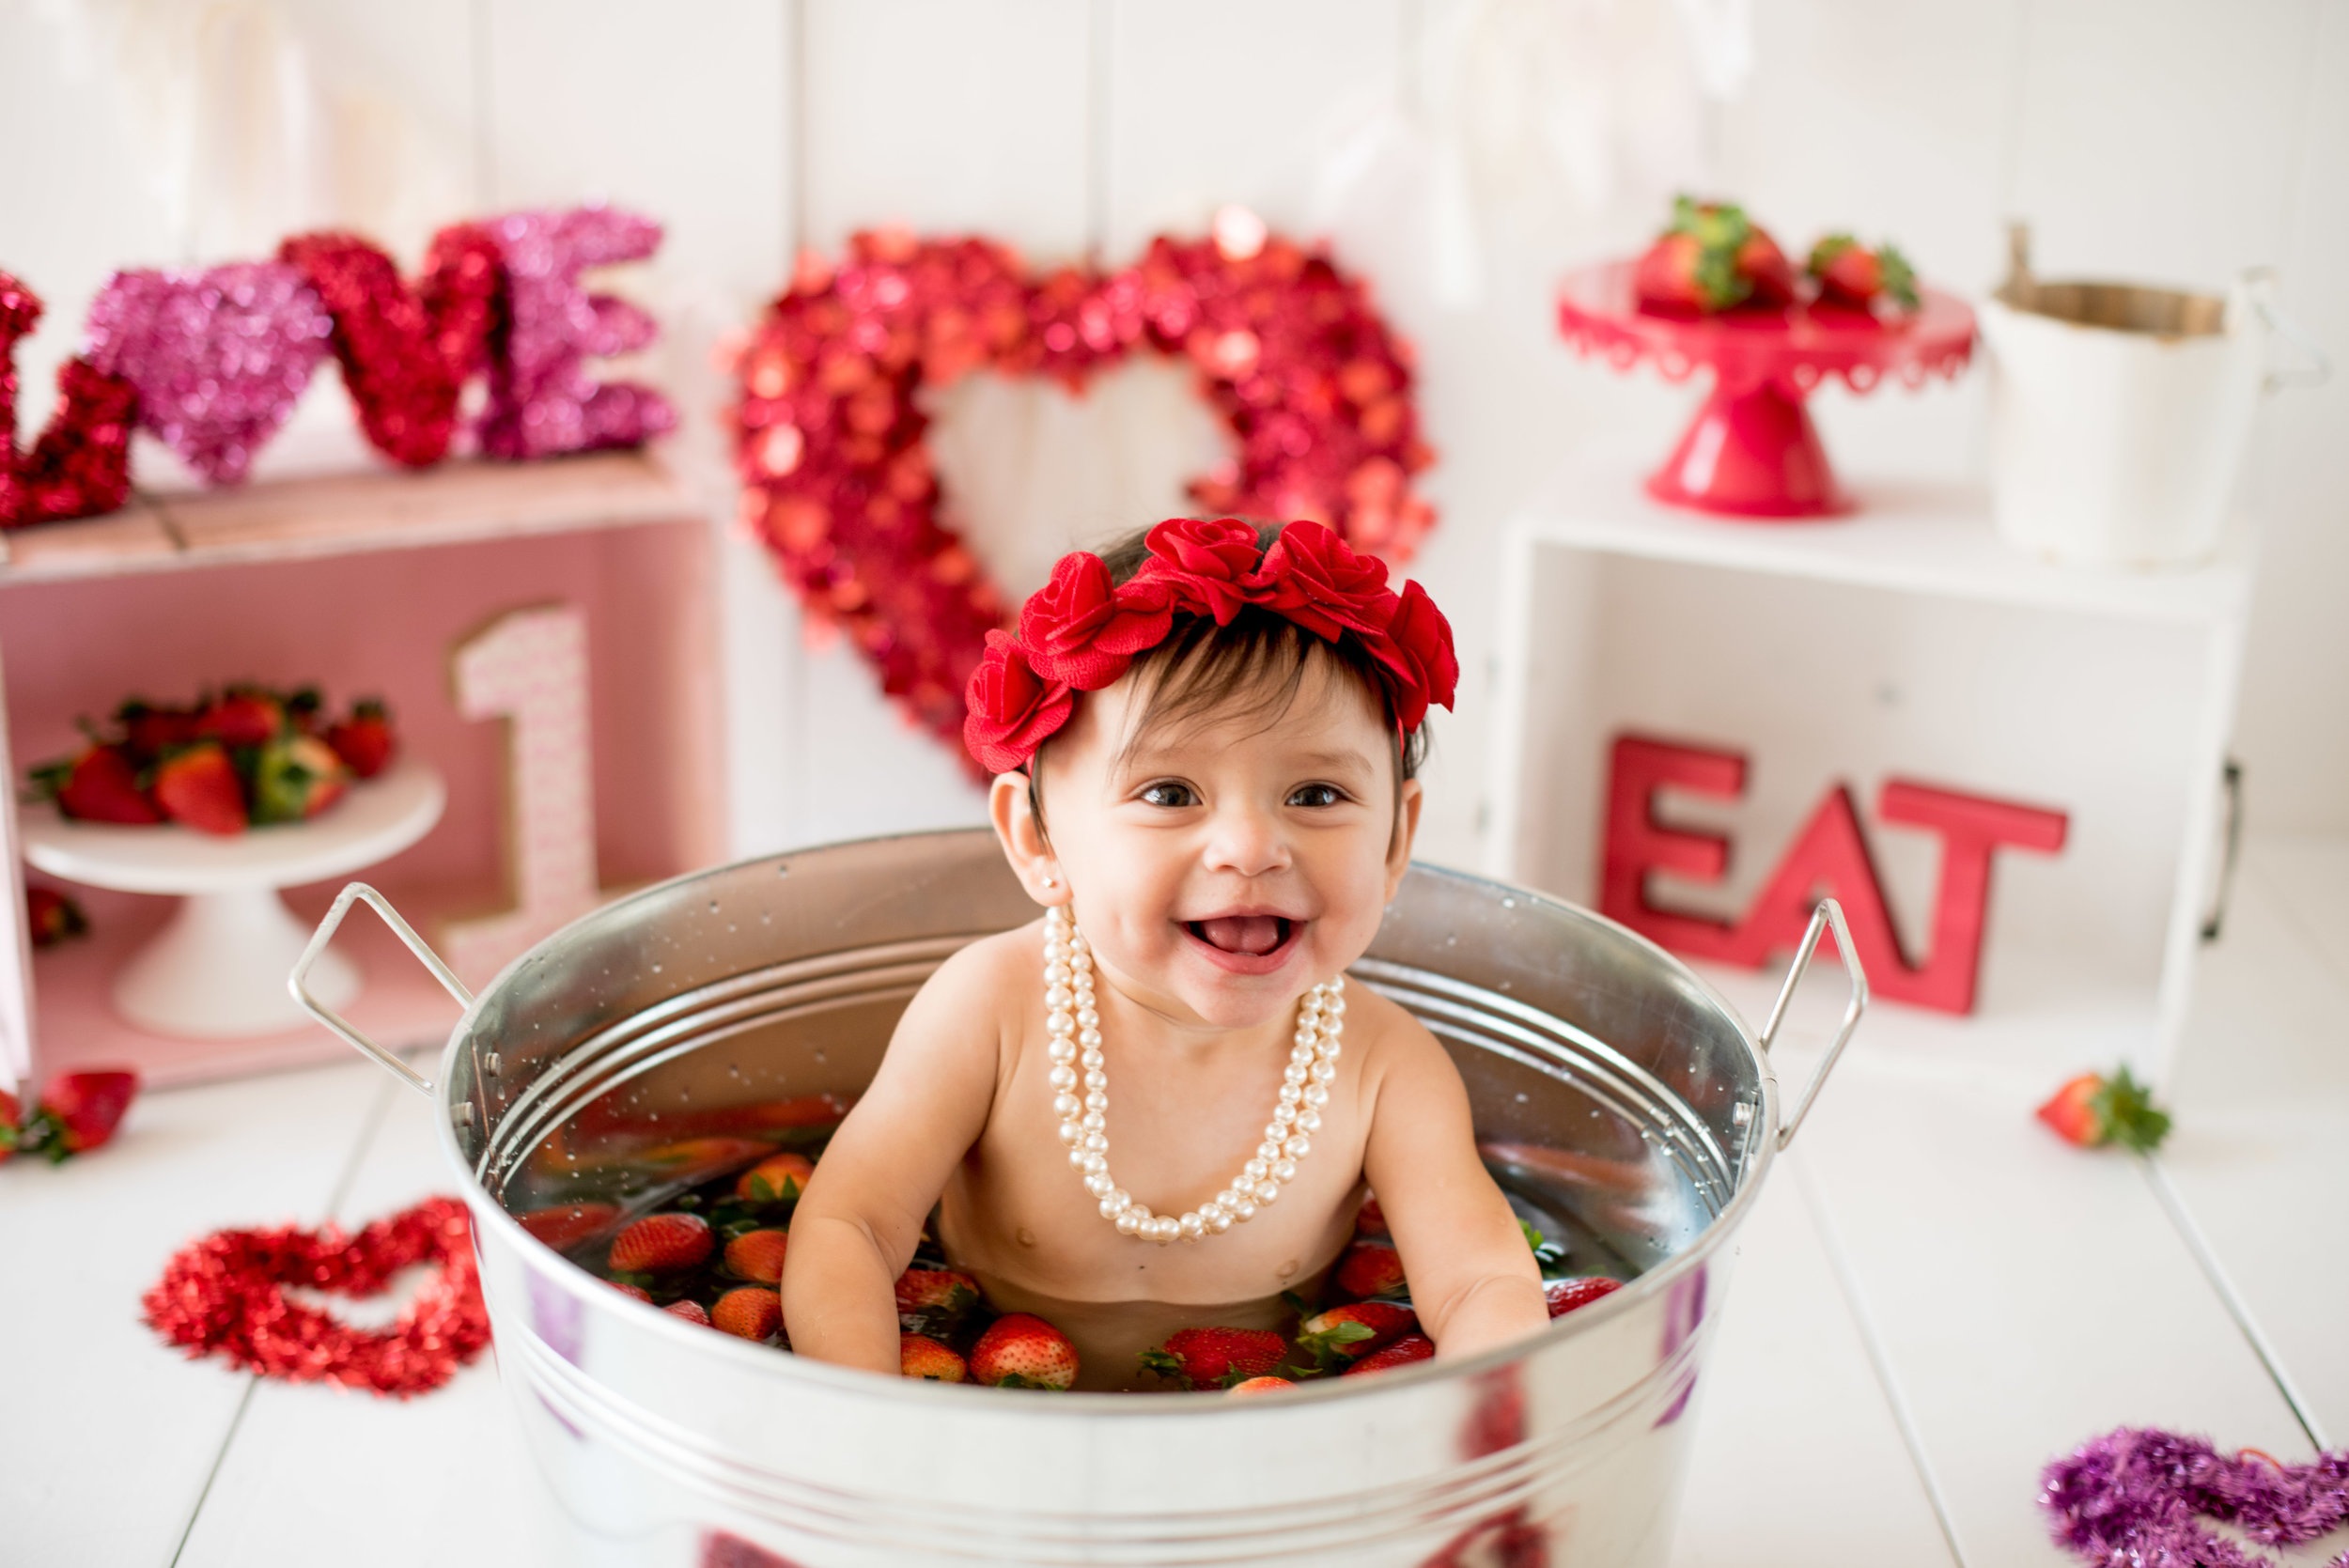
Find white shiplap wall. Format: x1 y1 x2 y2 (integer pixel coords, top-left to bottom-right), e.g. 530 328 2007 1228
1 0 2341 863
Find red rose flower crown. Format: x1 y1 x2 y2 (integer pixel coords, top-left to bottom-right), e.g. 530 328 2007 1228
963 518 1460 775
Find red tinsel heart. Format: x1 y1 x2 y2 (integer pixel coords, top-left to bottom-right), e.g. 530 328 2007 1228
141 1195 490 1398
279 226 504 469
0 271 136 528
731 218 1437 767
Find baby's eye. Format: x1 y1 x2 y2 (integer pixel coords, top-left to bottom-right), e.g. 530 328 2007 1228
1140 781 1199 808
1287 783 1345 808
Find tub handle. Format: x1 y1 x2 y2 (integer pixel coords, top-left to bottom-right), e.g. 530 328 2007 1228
1756 898 1868 1151
288 882 473 1097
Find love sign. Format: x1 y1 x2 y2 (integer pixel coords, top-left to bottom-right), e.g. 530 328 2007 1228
1 204 674 528
1601 733 2069 1015
732 212 1435 766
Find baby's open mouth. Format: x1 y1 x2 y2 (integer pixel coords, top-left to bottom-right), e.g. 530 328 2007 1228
1186 915 1294 957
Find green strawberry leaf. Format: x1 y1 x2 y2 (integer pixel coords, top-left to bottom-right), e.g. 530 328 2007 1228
1137 1347 1185 1380
1876 243 1920 310
2094 1067 2172 1153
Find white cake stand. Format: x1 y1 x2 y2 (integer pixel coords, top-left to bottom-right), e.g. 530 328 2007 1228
19 762 445 1039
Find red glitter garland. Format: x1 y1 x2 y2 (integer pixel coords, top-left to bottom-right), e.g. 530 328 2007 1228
732 215 1437 766
141 1195 490 1398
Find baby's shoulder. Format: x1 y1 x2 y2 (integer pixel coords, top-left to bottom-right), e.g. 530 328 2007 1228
1341 980 1448 1077
910 919 1045 1021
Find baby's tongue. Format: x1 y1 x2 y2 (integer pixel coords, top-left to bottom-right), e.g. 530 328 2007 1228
1196 915 1283 956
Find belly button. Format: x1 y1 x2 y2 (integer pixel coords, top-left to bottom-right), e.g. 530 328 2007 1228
1277 1258 1299 1280
1016 1227 1037 1248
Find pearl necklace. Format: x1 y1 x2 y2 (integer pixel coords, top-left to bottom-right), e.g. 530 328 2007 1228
1045 904 1345 1245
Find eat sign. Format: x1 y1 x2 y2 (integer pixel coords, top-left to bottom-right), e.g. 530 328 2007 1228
1600 734 2068 1015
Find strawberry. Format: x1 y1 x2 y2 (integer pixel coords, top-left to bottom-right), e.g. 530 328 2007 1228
115 700 203 758
1227 1375 1296 1396
664 1298 711 1326
1298 1301 1418 1365
282 687 323 736
324 698 397 780
250 734 350 824
900 1334 968 1382
517 1202 620 1252
15 1069 138 1159
39 744 162 825
609 1281 653 1303
1636 196 1794 314
2036 1067 2171 1153
894 1267 980 1319
723 1228 790 1284
1344 1333 1435 1376
1354 1194 1389 1237
1545 1277 1624 1318
1140 1327 1288 1390
1807 235 1918 313
735 1151 815 1203
25 885 87 948
153 742 247 835
195 687 285 749
711 1286 783 1341
0 1086 19 1164
607 1212 713 1273
969 1312 1079 1389
1334 1241 1408 1300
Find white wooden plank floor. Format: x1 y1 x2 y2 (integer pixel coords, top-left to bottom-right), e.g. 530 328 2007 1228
5 832 2343 1567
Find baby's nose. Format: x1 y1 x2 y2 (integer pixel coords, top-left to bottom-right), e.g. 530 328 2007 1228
1203 804 1291 876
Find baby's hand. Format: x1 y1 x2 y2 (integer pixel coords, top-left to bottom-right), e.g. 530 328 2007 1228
1357 1019 1549 1359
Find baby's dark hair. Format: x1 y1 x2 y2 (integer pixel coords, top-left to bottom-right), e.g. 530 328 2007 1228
1027 520 1426 828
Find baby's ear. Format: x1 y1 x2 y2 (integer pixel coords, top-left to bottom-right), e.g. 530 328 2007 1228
1385 778 1425 899
988 770 1068 906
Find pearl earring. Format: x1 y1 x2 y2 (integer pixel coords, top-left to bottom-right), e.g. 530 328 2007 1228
1041 873 1058 889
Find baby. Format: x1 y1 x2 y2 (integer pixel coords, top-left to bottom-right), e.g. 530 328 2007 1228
785 518 1548 1389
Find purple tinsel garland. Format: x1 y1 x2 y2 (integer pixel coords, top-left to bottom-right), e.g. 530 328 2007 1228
2043 1428 2349 1567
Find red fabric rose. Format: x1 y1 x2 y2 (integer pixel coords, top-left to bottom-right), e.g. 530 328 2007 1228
1248 520 1399 641
1363 578 1459 733
1135 517 1266 624
1019 551 1174 687
963 629 1074 774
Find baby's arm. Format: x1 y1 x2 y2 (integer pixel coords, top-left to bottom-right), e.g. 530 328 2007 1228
1361 1019 1550 1359
782 939 1007 1376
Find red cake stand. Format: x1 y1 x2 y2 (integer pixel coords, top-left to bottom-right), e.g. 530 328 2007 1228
1557 259 1975 519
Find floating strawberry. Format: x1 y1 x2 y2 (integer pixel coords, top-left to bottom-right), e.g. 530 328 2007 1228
1344 1333 1436 1376
723 1228 790 1284
2036 1067 2171 1153
1334 1240 1407 1300
1227 1375 1296 1396
664 1298 710 1326
517 1202 620 1252
1354 1194 1388 1237
1297 1300 1418 1366
195 687 285 749
712 1286 783 1341
607 1212 713 1273
251 734 350 825
11 1069 139 1159
1545 1277 1624 1318
24 885 87 948
1140 1327 1288 1390
894 1267 980 1324
901 1334 968 1382
735 1151 815 1203
38 744 161 825
0 1086 19 1164
324 697 397 779
609 1281 653 1303
969 1312 1079 1389
1807 235 1918 313
153 742 247 835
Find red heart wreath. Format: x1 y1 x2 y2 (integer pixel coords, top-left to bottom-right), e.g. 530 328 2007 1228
141 1195 490 1398
730 214 1436 765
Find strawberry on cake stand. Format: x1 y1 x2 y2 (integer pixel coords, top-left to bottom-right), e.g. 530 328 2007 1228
1557 253 1975 520
19 763 444 1039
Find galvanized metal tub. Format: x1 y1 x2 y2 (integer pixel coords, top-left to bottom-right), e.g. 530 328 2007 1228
294 829 1862 1568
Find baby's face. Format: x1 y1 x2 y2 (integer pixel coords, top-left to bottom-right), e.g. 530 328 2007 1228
1021 659 1421 1031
